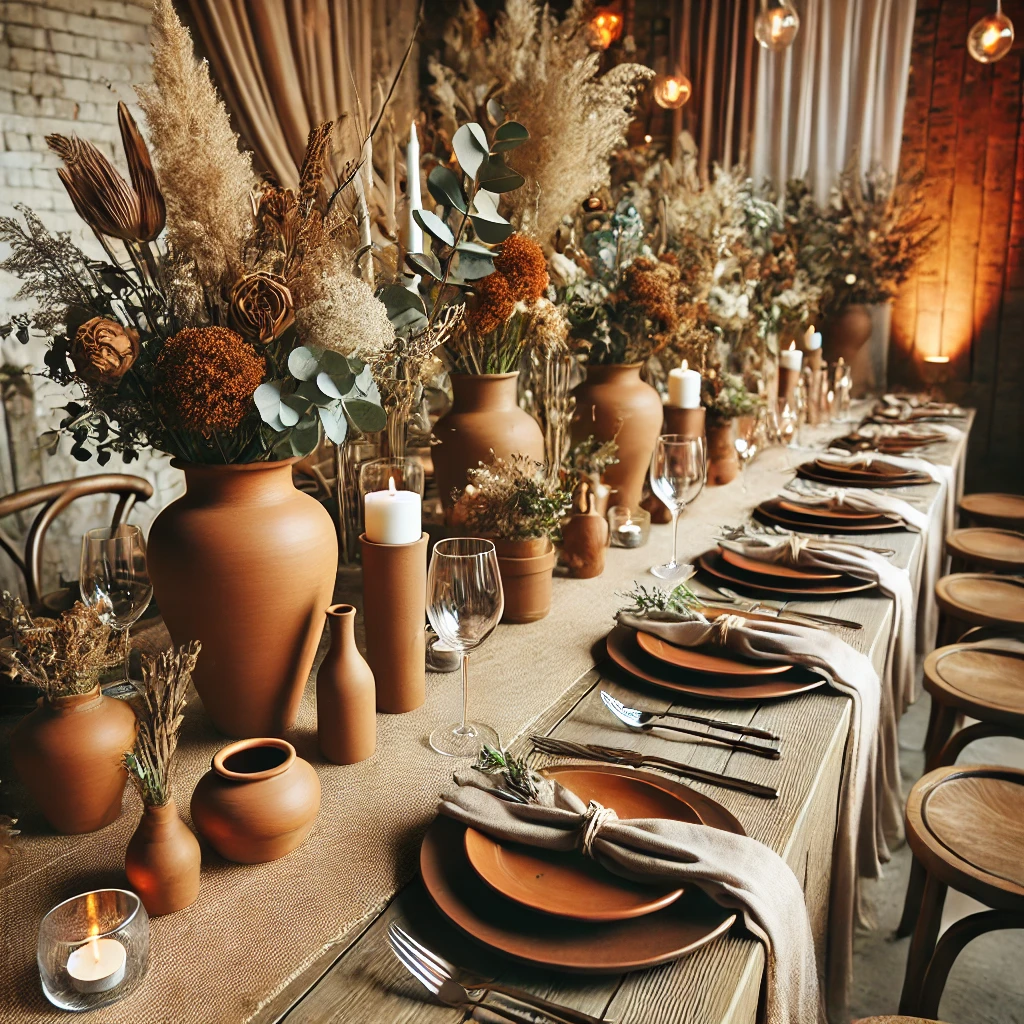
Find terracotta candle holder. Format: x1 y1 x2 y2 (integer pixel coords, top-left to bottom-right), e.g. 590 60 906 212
778 366 800 407
359 532 427 713
663 405 706 440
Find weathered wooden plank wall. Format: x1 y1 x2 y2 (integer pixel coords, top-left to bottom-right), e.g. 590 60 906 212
890 0 1024 491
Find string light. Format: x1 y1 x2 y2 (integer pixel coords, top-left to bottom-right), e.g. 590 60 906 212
968 1 1014 63
652 72 692 110
754 0 800 52
589 7 623 50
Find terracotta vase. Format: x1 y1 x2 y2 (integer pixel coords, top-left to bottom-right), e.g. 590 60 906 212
432 373 545 511
11 687 136 834
148 459 337 739
571 363 663 511
706 418 739 487
124 801 201 916
560 481 610 579
190 738 321 864
316 604 376 765
824 304 873 365
496 539 557 624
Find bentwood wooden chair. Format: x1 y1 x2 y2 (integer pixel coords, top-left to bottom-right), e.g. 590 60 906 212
959 492 1024 531
854 1017 949 1023
933 572 1024 646
945 526 1024 574
897 766 1024 1018
0 474 153 609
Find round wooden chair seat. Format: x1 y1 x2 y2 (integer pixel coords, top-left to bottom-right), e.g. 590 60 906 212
946 527 1024 572
935 573 1024 629
923 644 1024 727
960 492 1024 530
853 1017 948 1023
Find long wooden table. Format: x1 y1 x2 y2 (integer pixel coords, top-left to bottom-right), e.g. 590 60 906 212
0 410 971 1024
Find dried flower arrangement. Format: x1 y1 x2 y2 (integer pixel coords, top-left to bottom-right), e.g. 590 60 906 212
122 642 200 807
568 435 620 481
703 371 764 423
0 0 390 465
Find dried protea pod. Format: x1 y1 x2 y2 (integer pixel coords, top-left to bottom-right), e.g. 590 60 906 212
117 101 165 241
71 317 140 384
227 271 294 344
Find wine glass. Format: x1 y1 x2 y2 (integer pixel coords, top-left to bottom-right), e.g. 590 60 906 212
79 525 152 688
734 409 765 491
426 538 503 757
649 434 706 580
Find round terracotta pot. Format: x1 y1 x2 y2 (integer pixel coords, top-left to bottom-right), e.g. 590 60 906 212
432 373 545 511
561 510 609 579
571 364 663 511
148 459 337 738
124 801 201 916
496 540 557 624
11 687 136 834
190 738 321 864
706 418 739 487
824 304 873 365
316 604 376 765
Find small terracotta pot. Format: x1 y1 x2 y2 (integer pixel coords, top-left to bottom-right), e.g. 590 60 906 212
493 537 549 558
706 418 739 487
663 405 706 440
124 801 201 916
11 687 136 834
561 482 610 579
497 540 557 624
824 304 873 366
316 604 376 765
778 366 800 407
190 738 321 864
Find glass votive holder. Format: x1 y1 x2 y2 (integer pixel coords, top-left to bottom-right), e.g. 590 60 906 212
37 889 149 1011
607 506 651 549
358 456 426 498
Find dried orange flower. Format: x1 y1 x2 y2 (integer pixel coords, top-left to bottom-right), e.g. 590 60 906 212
493 234 549 302
154 326 265 436
467 271 516 334
71 317 140 384
228 272 294 343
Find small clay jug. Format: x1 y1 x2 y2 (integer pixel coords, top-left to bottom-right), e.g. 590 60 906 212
496 539 557 623
190 738 321 864
124 801 201 916
11 686 136 834
316 604 376 765
706 418 739 486
561 481 610 579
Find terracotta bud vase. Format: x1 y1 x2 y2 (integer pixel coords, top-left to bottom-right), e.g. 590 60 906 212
432 373 545 511
11 687 136 834
571 363 663 511
316 604 376 765
496 538 557 623
190 738 321 864
124 801 201 916
824 303 873 366
706 418 739 486
147 459 337 739
561 481 609 579
644 405 707 524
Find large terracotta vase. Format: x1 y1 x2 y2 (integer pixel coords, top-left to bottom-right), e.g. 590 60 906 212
706 418 739 486
190 737 321 864
316 604 376 765
124 801 201 916
11 687 136 834
148 459 337 738
432 373 545 510
824 304 873 365
571 364 663 511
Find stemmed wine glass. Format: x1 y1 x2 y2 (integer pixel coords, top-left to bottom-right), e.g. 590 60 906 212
79 525 153 688
649 434 707 580
734 408 766 491
426 538 503 757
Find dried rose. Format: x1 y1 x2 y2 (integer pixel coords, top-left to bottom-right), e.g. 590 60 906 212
71 317 140 384
227 272 295 344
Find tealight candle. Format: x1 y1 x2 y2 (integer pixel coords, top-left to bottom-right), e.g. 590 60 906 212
364 477 421 544
780 342 803 371
67 936 126 994
667 359 702 408
617 521 643 548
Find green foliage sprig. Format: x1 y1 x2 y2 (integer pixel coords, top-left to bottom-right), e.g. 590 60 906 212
618 581 700 615
472 743 539 802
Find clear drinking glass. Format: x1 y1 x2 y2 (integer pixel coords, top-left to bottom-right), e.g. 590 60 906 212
734 408 765 491
649 434 707 580
426 538 503 757
358 456 426 498
79 525 152 688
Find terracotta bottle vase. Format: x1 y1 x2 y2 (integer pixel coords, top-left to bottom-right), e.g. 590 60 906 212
11 687 136 834
561 481 609 579
316 604 376 765
147 459 337 738
495 538 557 623
571 363 663 511
124 801 201 915
706 418 739 486
432 373 545 511
824 304 873 365
190 738 321 864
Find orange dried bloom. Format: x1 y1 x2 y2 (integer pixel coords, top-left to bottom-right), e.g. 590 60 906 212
467 271 516 334
493 234 549 301
155 326 265 436
621 257 679 332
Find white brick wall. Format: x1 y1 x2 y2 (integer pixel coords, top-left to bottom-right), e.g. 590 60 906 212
0 0 183 598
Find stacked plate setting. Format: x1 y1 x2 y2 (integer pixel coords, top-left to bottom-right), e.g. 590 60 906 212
796 456 932 488
755 496 906 534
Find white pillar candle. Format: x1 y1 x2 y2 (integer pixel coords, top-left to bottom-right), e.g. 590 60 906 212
364 477 421 545
807 331 822 351
67 937 126 994
406 121 423 255
667 360 702 408
780 343 803 371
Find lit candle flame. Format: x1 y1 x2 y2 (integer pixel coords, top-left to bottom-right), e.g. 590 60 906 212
788 340 796 350
388 476 397 496
680 359 688 372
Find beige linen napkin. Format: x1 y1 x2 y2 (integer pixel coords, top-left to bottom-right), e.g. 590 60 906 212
440 771 824 1024
614 606 879 1022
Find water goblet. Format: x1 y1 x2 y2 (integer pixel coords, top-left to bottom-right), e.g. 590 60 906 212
649 434 707 580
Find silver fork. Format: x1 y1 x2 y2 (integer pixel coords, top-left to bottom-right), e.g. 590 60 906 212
713 585 863 630
389 924 609 1024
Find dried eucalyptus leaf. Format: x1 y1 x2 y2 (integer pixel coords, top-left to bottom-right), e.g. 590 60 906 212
405 251 444 280
289 419 321 457
343 398 387 434
317 369 354 400
453 249 495 281
476 156 525 194
470 215 514 244
296 380 332 408
414 208 456 247
490 121 529 152
378 283 426 320
279 393 307 428
427 165 467 213
318 403 349 444
287 346 320 382
486 97 506 125
452 122 488 179
254 381 283 420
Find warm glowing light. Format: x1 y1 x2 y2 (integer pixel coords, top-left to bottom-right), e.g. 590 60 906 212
923 355 950 364
643 134 653 144
844 272 857 285
589 8 623 49
968 3 1014 63
388 476 397 495
755 0 800 51
652 73 692 110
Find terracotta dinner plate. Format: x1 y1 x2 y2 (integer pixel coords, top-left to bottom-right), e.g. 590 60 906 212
635 629 791 677
720 547 842 580
698 550 877 597
776 499 883 521
606 625 827 702
464 768 703 921
755 499 906 534
421 764 741 972
797 463 931 489
814 457 908 477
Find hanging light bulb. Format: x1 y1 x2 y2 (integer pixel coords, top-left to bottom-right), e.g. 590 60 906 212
652 72 692 110
589 7 624 50
968 1 1014 63
754 0 800 52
